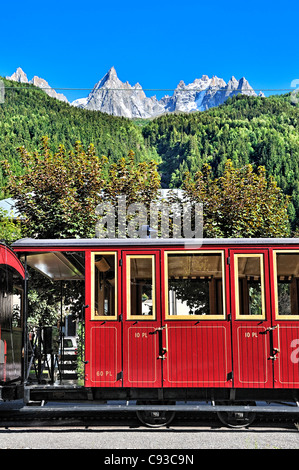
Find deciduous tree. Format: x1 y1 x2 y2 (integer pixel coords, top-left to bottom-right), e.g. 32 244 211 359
3 139 161 239
183 160 291 238
3 137 108 238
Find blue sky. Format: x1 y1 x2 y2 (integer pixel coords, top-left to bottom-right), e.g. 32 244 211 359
1 0 299 102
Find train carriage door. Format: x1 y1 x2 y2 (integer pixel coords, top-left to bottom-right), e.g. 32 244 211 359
230 250 273 388
162 250 232 388
271 250 299 389
85 251 122 388
122 251 162 388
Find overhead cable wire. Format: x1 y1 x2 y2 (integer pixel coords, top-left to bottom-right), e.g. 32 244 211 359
1 86 297 92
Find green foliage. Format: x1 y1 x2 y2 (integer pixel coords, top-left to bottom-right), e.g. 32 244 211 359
0 78 297 235
26 268 85 328
2 138 161 240
27 288 60 328
183 160 291 238
3 137 108 238
76 321 85 385
142 93 299 228
0 77 158 198
0 208 22 244
103 150 161 207
2 137 161 327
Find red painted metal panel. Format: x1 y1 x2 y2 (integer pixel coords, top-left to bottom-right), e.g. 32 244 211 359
0 331 7 382
126 325 160 386
269 247 299 389
84 250 122 388
275 325 299 387
122 251 162 388
230 249 273 388
0 244 24 278
235 324 270 386
88 325 121 386
163 323 231 387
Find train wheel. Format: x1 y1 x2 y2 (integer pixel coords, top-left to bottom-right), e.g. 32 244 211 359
136 401 176 428
216 402 256 428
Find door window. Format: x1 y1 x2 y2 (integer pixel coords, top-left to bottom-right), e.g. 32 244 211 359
274 251 299 320
127 255 156 320
165 251 225 320
235 254 265 320
91 252 117 320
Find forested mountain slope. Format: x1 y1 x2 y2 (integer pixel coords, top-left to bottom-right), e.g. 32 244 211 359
142 94 299 226
0 77 157 195
1 76 299 228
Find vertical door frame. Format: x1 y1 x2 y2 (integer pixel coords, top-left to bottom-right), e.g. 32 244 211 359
229 248 273 389
270 248 299 388
122 249 163 388
84 249 123 387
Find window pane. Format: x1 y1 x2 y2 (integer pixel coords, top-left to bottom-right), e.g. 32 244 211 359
237 255 264 317
167 253 224 316
276 253 299 317
94 254 116 318
129 257 155 317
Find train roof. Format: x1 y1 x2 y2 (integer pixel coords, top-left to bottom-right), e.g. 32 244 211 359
11 237 299 281
12 237 299 249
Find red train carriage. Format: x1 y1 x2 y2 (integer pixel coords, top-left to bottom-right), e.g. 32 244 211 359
0 243 25 400
12 237 299 426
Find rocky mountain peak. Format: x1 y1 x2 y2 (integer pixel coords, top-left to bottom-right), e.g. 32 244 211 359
5 67 258 118
97 66 120 88
227 76 238 85
79 68 258 117
177 80 186 88
29 76 68 102
237 77 255 95
85 67 164 118
6 67 29 83
6 67 68 103
108 66 117 77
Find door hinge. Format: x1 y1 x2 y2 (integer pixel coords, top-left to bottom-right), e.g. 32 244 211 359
119 259 123 266
227 257 230 265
